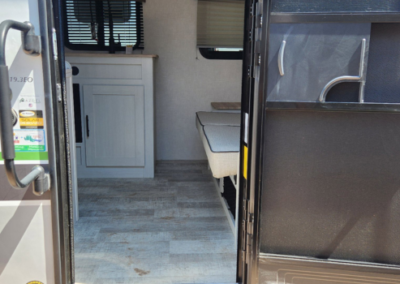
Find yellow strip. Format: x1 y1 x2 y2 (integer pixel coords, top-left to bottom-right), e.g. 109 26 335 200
243 145 248 180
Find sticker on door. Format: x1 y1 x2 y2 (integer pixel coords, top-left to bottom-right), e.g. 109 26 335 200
19 110 44 128
14 129 46 152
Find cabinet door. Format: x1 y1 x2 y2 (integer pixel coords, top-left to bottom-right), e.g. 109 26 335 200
83 85 145 167
267 23 371 102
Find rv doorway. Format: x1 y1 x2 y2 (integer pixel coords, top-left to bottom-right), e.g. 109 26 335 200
64 0 251 283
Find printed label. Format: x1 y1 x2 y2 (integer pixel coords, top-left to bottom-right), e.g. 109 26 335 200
1 29 49 165
19 110 44 129
14 129 46 152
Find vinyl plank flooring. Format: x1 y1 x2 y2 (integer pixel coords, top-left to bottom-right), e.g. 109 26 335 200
170 230 235 241
177 202 222 208
154 207 225 218
100 231 174 243
170 240 236 254
97 218 230 233
74 161 236 284
79 209 154 217
169 253 237 263
93 276 197 284
79 187 177 197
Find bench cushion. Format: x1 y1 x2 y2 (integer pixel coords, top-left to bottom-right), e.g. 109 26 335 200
196 112 240 178
203 125 240 153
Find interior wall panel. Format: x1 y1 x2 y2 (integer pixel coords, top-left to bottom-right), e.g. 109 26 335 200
143 0 243 160
65 0 243 160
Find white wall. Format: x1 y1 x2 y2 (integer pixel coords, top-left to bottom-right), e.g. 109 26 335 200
143 0 243 160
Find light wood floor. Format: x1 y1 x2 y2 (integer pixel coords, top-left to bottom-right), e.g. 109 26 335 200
74 161 237 284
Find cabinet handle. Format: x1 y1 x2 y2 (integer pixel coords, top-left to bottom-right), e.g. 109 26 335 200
86 115 89 137
278 40 286 76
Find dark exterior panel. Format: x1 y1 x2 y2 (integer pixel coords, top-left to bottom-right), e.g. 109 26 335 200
260 110 400 265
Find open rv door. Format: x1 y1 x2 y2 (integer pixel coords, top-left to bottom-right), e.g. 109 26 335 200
0 0 71 283
241 0 400 283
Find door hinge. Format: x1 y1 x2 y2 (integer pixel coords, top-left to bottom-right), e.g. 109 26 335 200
245 212 254 264
247 212 254 234
241 199 248 263
255 40 261 54
56 83 62 102
52 28 58 61
241 218 247 263
241 199 254 264
256 14 263 28
256 54 261 66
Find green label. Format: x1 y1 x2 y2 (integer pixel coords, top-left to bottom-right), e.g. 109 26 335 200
15 145 46 152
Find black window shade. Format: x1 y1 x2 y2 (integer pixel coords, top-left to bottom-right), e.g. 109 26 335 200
64 0 144 52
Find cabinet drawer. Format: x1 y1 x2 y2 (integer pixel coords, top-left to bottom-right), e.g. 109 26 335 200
72 63 142 80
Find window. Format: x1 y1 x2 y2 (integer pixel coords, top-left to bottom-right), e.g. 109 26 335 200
63 0 144 52
197 0 245 60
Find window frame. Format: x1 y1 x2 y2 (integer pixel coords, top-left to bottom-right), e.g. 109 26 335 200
63 1 144 52
199 48 243 60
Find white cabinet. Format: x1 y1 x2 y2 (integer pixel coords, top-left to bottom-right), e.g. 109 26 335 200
66 54 156 178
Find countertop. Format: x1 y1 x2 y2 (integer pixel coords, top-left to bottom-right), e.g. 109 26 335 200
211 102 241 110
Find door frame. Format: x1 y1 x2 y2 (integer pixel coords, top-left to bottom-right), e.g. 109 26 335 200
246 1 265 283
53 0 258 282
236 0 267 283
48 0 74 282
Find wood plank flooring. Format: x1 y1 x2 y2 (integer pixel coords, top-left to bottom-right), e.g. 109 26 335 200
74 161 237 284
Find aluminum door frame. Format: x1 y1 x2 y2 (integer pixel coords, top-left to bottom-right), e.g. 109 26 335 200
33 0 73 282
50 0 74 282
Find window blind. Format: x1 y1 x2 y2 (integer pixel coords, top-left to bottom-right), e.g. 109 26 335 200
65 0 144 51
197 0 245 49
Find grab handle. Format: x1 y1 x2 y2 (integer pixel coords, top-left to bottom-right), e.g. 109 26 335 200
278 40 286 76
0 20 50 196
319 38 367 103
